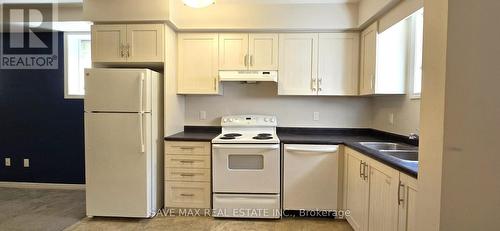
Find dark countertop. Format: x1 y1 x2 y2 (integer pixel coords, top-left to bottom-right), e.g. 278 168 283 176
164 126 221 142
165 126 418 178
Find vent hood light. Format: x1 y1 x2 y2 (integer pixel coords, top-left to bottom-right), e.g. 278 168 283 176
182 0 215 8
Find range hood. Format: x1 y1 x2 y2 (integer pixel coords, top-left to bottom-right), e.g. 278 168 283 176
219 71 278 82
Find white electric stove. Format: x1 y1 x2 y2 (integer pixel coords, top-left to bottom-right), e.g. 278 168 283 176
212 115 281 219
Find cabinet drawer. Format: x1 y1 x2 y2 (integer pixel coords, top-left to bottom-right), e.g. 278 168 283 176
165 155 210 169
165 142 211 155
165 182 211 208
166 168 211 182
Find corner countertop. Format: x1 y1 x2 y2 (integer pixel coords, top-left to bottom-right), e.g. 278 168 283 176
165 126 418 178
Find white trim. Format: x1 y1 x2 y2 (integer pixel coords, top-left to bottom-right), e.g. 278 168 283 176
407 8 423 100
0 181 85 190
64 31 90 99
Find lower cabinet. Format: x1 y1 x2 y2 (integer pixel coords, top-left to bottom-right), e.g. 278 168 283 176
164 141 211 209
398 173 418 231
344 147 417 231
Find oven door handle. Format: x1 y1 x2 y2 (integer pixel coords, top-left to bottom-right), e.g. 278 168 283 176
212 144 280 150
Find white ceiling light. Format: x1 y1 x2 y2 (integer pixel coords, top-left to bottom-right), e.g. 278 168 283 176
182 0 215 8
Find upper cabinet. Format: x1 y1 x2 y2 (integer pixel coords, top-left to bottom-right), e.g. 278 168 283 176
318 33 359 96
91 25 127 63
359 22 407 95
219 33 278 71
177 33 221 95
278 33 359 96
278 33 318 95
359 22 378 95
91 24 164 63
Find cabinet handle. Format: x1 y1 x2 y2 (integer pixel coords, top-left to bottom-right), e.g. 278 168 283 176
180 160 195 164
250 55 254 66
180 147 195 150
181 193 195 197
363 163 369 181
398 181 405 205
244 54 248 67
359 161 364 179
127 44 131 58
370 74 375 90
311 78 317 91
120 44 125 57
213 78 217 90
180 173 196 177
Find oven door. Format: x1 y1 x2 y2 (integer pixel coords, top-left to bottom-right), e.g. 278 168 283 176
212 144 280 193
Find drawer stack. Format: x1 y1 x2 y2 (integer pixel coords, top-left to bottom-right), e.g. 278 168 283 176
165 141 211 209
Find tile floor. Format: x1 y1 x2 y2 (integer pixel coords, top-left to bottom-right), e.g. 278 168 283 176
66 215 354 231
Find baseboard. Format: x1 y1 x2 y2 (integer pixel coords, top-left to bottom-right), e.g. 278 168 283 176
0 181 85 190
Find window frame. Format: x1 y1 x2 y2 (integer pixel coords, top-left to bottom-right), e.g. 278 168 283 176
408 8 424 100
64 31 91 99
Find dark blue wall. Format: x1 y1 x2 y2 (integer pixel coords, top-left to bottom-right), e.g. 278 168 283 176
0 32 85 184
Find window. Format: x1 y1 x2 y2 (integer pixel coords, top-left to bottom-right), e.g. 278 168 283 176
409 8 424 99
64 32 91 99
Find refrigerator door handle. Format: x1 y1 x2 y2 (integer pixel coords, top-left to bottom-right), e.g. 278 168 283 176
139 73 145 113
139 113 145 153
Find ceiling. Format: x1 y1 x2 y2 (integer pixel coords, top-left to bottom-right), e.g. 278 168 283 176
0 0 360 5
218 0 360 4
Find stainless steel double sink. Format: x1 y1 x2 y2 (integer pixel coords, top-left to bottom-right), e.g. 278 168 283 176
359 142 418 162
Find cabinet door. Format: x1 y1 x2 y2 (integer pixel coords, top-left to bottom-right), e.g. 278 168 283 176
318 33 359 96
126 24 164 63
359 22 378 95
178 33 220 94
398 174 418 231
248 33 279 70
219 33 249 70
278 33 318 95
91 24 127 62
345 149 369 231
367 159 400 231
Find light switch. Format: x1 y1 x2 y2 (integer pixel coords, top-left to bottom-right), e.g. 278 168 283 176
5 158 11 167
313 112 320 121
23 159 29 168
200 111 207 120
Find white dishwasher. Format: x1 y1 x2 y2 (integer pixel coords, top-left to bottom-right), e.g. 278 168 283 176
283 144 340 211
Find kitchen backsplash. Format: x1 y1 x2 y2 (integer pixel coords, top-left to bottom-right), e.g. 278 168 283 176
185 82 372 128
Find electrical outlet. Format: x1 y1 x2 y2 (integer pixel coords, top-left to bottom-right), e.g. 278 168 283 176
388 113 395 125
5 158 11 167
200 111 207 120
23 159 29 168
313 112 320 121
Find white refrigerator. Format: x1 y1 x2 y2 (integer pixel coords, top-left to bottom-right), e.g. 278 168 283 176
84 68 163 218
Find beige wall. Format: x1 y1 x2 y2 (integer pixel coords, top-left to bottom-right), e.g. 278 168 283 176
170 1 359 31
164 25 185 136
439 0 500 230
358 0 399 27
185 82 372 128
83 0 169 22
415 0 447 229
418 0 500 230
371 95 420 135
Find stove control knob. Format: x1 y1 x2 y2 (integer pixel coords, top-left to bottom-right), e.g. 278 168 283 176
228 118 234 122
223 118 228 123
271 118 276 123
264 118 269 122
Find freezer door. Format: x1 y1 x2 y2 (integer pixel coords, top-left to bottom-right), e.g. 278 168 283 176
84 68 151 112
85 112 153 218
